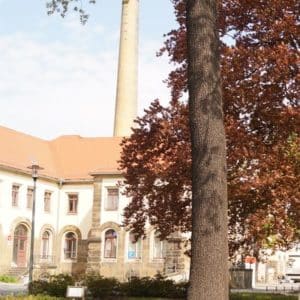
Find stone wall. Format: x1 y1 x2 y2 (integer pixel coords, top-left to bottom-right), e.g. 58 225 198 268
86 178 102 274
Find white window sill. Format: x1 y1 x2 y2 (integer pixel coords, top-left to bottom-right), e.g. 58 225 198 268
126 258 142 263
62 259 77 263
102 258 117 263
151 258 165 263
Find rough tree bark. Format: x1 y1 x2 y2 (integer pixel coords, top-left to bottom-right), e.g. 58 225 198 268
186 1 229 299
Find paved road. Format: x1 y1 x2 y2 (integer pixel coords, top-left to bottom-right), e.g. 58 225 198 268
0 282 28 296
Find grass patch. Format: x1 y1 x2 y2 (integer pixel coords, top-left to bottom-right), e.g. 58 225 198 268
0 294 298 300
0 295 65 300
0 275 18 283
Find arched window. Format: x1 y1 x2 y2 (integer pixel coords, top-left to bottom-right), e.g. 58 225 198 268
41 231 50 259
104 229 117 258
64 232 77 259
128 232 141 259
153 233 166 259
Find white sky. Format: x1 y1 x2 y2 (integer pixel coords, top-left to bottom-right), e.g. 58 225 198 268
0 0 176 139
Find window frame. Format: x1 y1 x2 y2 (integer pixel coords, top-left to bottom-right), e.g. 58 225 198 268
153 233 166 260
26 187 34 209
41 230 51 259
127 232 142 260
11 184 20 207
104 187 119 211
44 191 52 213
67 193 78 214
103 229 118 260
63 232 77 261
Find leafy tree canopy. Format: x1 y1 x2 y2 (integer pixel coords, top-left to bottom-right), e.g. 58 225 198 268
120 0 300 258
46 0 300 258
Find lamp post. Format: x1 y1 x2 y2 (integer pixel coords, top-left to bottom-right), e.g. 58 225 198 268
27 163 43 284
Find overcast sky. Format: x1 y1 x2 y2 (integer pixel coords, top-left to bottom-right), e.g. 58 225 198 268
0 0 176 139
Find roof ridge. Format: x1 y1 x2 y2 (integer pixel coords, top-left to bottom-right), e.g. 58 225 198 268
51 135 123 141
0 125 122 180
0 124 47 141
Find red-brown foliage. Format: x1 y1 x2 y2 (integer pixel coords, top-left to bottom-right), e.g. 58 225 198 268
120 0 299 257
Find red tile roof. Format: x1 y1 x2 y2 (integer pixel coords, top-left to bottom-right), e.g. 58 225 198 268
0 126 122 181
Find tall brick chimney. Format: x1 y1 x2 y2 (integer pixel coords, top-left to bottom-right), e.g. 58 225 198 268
113 0 139 136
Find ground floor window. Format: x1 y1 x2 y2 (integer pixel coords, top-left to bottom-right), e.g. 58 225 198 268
128 232 141 259
153 233 166 259
64 232 77 259
41 231 50 259
13 224 28 267
104 229 117 258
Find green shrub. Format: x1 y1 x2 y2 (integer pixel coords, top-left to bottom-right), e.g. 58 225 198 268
29 279 49 295
85 275 120 298
0 274 18 283
120 274 187 298
121 276 153 297
47 274 74 297
83 272 188 299
0 296 65 300
29 274 74 297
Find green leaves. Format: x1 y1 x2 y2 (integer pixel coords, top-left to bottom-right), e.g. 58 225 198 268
46 0 96 24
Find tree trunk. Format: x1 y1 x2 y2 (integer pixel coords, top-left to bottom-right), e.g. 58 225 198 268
186 1 229 299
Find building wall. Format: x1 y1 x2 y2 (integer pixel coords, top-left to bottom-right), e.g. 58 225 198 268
1 167 297 284
0 170 58 271
0 169 188 280
58 184 93 240
100 177 128 225
0 170 93 275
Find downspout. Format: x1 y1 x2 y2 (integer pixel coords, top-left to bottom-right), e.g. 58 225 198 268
55 179 63 265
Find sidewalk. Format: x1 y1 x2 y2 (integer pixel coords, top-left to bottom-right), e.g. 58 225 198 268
231 283 300 295
0 282 28 296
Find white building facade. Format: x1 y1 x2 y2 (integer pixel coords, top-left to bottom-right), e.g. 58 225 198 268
0 126 188 280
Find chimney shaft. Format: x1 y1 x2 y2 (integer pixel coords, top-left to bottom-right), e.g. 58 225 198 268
113 0 139 137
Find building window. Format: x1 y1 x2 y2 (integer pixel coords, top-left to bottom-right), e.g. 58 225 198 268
12 184 20 207
105 188 119 211
128 232 141 259
27 187 33 209
153 234 166 259
104 229 117 259
68 194 78 214
41 231 50 259
44 191 51 212
64 232 77 259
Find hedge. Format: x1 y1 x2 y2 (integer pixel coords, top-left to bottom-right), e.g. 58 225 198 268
28 273 298 300
29 274 74 297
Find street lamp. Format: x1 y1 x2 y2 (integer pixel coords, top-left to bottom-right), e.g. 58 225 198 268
27 163 43 284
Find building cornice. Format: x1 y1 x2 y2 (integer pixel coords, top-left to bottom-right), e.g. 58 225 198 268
0 164 92 184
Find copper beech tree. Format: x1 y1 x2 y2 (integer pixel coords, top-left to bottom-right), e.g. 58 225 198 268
120 0 300 259
47 0 299 293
